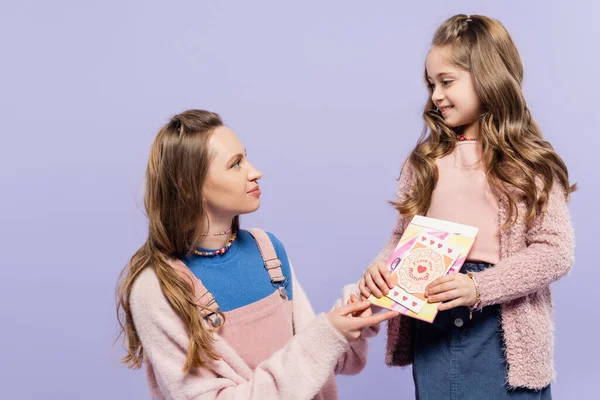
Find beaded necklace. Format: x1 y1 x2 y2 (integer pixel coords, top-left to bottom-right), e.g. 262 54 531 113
458 134 477 142
194 232 237 257
201 228 231 237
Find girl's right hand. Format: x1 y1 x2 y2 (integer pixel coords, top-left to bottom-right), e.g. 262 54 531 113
358 261 395 299
326 301 399 342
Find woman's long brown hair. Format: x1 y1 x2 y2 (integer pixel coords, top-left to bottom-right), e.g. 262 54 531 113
116 110 238 371
395 14 576 227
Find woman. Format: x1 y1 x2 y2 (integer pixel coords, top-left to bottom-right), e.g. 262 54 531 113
116 109 397 399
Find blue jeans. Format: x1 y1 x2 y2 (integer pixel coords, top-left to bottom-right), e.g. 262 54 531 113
412 262 552 400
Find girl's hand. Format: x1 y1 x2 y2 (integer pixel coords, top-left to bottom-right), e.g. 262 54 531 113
424 273 477 311
358 261 394 299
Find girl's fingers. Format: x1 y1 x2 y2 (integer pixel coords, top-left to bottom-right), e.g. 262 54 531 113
437 298 465 311
365 273 382 298
371 271 391 296
427 289 461 304
378 264 395 289
358 277 371 299
425 275 455 295
425 280 458 297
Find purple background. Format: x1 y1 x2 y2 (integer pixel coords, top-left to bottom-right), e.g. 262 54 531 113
1 1 597 398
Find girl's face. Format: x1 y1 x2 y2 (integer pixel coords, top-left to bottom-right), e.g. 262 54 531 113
203 126 263 220
426 45 483 132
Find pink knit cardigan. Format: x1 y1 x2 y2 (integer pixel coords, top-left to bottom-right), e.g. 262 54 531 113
130 263 375 399
376 162 575 390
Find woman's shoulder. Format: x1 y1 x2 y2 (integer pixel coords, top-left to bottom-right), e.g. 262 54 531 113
129 267 164 308
239 229 288 255
266 231 285 250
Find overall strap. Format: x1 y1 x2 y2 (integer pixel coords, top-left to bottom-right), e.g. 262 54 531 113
247 228 288 299
169 259 223 328
169 229 288 328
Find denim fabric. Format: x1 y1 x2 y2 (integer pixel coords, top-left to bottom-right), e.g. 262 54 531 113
413 262 552 400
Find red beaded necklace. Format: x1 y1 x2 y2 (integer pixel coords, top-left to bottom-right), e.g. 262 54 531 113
194 232 237 257
458 134 477 141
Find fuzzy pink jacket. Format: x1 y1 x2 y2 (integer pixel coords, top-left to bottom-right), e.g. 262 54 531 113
375 162 575 390
130 264 375 399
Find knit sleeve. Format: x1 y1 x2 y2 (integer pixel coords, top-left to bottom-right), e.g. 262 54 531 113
328 283 380 375
474 182 575 306
130 267 349 400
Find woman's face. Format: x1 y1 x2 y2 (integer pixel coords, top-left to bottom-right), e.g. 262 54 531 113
203 126 263 220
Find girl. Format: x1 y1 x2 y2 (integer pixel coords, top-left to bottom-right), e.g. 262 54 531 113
358 14 575 399
116 109 397 399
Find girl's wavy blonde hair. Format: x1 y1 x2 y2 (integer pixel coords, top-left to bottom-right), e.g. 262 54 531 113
395 14 576 227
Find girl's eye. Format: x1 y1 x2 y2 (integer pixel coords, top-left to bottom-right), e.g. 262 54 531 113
232 159 241 169
442 80 453 87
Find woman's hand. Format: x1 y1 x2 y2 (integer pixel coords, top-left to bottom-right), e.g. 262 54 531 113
326 300 398 342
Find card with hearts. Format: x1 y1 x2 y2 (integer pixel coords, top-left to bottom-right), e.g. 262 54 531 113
393 232 459 293
386 286 426 313
367 215 478 323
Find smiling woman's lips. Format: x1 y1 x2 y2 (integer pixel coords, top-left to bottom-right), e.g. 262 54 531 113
248 186 261 196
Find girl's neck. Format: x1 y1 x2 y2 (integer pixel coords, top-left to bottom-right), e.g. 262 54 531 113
460 122 479 140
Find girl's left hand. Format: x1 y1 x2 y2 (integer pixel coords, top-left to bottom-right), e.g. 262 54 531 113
424 273 477 311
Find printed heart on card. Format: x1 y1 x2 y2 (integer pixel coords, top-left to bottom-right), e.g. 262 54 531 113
421 236 427 241
394 291 399 296
417 265 427 274
438 243 443 248
412 301 418 307
402 296 408 301
448 248 453 254
430 240 435 245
